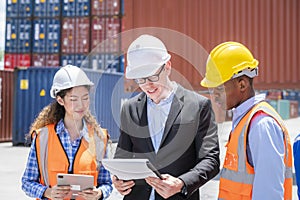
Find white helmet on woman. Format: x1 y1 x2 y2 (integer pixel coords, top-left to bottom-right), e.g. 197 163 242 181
50 65 94 98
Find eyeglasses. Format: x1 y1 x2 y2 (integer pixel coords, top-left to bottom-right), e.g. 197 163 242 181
134 64 165 84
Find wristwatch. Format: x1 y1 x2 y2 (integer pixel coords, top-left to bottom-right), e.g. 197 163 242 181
180 184 188 196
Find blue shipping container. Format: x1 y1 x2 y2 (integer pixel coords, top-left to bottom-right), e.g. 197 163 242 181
12 67 59 145
12 68 134 144
62 0 76 16
34 0 60 17
6 0 32 17
33 18 60 53
76 0 90 16
5 18 18 53
19 0 32 17
61 54 88 67
5 18 32 53
85 70 136 141
6 0 19 17
18 18 32 53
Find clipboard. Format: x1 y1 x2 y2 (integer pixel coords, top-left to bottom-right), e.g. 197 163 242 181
101 159 162 180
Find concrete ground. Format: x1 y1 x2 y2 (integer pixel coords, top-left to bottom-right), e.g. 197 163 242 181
1 117 300 199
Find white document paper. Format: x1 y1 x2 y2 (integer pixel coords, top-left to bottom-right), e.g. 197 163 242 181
101 159 161 180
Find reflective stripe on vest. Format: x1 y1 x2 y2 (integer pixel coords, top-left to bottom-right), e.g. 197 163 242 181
35 124 108 187
218 101 293 200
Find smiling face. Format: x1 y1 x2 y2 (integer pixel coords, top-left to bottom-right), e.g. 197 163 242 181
57 86 90 121
137 61 173 104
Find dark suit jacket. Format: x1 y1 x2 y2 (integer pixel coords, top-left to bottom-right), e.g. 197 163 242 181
114 84 220 200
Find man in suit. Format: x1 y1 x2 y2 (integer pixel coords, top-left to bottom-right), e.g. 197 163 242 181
113 34 220 200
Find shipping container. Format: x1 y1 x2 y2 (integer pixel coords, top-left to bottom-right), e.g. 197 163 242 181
34 0 60 17
61 17 90 54
5 18 18 53
91 16 106 53
91 0 122 16
61 18 76 53
18 0 32 17
12 68 59 145
4 53 31 70
75 17 90 53
122 0 300 91
5 18 32 53
6 0 19 17
0 70 14 142
277 99 290 120
85 70 135 141
290 100 299 119
62 0 76 16
105 17 121 53
6 0 32 17
33 18 60 53
91 0 105 16
62 0 90 16
32 54 60 67
76 0 90 16
61 54 88 68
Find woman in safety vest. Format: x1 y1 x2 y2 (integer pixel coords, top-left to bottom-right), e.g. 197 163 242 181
21 65 112 200
201 42 293 200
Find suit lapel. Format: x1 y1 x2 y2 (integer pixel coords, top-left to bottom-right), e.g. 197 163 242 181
136 93 155 153
159 86 184 149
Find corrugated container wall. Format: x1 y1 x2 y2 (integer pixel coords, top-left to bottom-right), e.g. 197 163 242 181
12 68 59 145
122 0 300 91
0 71 14 142
85 71 135 141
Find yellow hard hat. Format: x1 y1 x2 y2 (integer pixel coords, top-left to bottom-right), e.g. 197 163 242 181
201 41 259 88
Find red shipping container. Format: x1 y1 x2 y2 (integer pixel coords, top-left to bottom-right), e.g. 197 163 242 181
106 17 120 53
61 18 76 54
4 54 17 70
32 54 60 67
32 54 46 67
91 0 105 16
106 0 120 16
75 17 90 53
4 53 31 70
18 54 31 68
45 54 60 67
290 100 299 118
91 16 105 53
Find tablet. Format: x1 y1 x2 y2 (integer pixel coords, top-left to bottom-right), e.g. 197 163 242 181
101 159 162 180
57 173 94 192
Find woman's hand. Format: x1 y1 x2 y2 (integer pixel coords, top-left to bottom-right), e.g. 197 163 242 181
44 185 71 200
77 188 102 200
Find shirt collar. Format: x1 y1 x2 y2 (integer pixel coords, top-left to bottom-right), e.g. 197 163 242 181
232 93 266 123
57 119 90 141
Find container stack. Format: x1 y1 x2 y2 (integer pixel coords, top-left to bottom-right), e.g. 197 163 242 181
5 0 32 69
4 0 124 72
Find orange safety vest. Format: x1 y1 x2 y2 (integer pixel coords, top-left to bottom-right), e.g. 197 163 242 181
218 101 293 200
34 124 108 199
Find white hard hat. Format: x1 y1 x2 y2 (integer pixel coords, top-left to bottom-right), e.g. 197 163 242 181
125 34 171 79
50 65 94 98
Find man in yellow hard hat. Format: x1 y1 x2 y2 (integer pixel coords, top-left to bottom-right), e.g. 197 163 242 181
201 41 293 200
